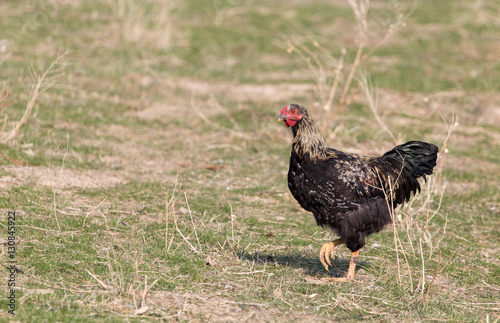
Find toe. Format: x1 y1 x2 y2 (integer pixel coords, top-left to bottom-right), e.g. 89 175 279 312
319 242 334 270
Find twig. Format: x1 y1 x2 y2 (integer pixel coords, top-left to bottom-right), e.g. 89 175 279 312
168 199 176 251
229 270 266 275
172 196 199 254
339 0 368 106
81 198 108 229
325 47 346 111
166 174 178 251
165 193 169 250
135 275 159 315
0 88 9 106
285 37 341 132
53 190 62 234
378 170 412 290
85 269 111 290
0 153 28 166
175 225 199 254
286 38 325 87
56 133 70 174
419 237 425 298
388 178 402 287
185 192 201 252
2 52 67 143
142 276 159 307
52 133 71 235
0 115 7 138
433 213 448 259
339 44 364 107
322 47 346 131
230 203 235 241
437 114 458 187
422 249 441 306
359 74 398 144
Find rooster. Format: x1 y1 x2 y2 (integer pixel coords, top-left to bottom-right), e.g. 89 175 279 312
278 104 438 281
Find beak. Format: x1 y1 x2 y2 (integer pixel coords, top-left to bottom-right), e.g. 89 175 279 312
278 114 286 122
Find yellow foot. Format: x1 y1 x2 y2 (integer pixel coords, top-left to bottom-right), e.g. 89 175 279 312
319 238 344 271
320 249 361 282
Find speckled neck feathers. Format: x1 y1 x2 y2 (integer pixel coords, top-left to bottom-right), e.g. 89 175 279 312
291 114 327 161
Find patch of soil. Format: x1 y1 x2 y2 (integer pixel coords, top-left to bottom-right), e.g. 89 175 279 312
155 77 313 109
5 166 125 189
148 291 323 322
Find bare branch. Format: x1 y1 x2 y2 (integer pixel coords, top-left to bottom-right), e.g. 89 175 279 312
2 51 67 143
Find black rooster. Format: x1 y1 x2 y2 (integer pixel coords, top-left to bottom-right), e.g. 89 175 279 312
279 104 438 281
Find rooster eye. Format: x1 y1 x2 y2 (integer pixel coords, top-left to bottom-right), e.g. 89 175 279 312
290 109 296 114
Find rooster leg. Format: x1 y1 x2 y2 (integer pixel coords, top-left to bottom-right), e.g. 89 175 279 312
323 250 360 282
346 250 360 280
319 238 344 271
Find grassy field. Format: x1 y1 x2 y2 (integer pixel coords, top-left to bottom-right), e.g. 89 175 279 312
0 0 499 321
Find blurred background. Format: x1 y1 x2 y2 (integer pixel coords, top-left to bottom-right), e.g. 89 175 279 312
0 0 499 321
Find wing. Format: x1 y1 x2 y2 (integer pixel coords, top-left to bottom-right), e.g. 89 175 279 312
328 141 438 207
321 148 389 201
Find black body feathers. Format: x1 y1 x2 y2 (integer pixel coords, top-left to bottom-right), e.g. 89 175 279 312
285 105 438 252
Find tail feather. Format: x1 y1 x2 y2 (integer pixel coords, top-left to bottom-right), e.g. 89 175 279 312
381 141 438 205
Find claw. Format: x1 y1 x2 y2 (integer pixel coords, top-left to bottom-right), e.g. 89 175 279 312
319 238 344 271
319 244 329 270
318 240 361 282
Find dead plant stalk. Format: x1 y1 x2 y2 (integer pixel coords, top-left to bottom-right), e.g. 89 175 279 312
166 174 179 251
165 193 169 249
338 45 364 107
437 115 459 188
81 197 108 229
173 203 200 254
287 0 410 139
52 133 70 234
230 203 235 241
422 249 441 307
2 52 66 143
359 75 398 144
185 192 202 252
85 269 111 290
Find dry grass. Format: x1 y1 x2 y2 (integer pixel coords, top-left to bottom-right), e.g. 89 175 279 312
1 51 66 144
455 0 500 27
107 0 177 50
358 73 399 144
286 0 411 137
1 0 499 321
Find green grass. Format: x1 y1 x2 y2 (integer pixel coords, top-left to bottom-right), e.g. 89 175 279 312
0 0 499 321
